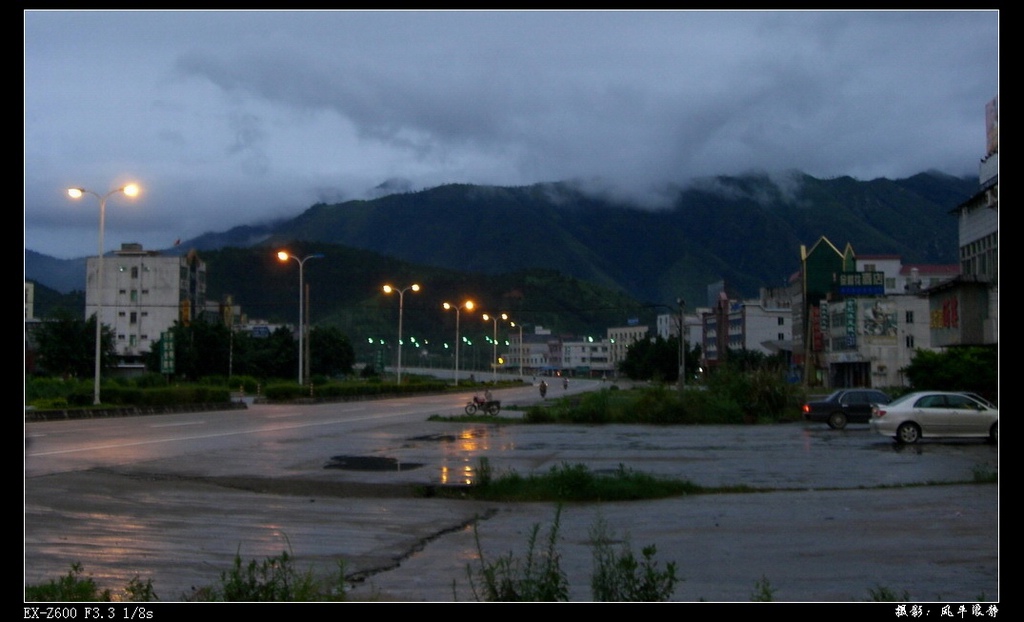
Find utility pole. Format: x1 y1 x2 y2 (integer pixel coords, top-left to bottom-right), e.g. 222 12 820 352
677 297 686 393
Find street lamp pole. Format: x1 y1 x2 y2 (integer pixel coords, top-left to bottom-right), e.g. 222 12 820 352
443 300 474 386
67 183 140 405
277 251 324 385
482 312 508 383
510 320 525 378
383 283 420 384
677 297 686 392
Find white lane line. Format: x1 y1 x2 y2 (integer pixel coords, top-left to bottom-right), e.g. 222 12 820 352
26 407 419 457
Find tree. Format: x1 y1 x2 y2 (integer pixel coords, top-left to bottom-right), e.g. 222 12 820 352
308 326 356 378
33 308 116 379
619 336 701 383
902 346 998 402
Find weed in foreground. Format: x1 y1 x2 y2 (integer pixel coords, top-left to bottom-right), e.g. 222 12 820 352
867 584 910 602
26 563 114 602
751 574 776 601
466 505 569 601
192 547 347 602
589 513 679 601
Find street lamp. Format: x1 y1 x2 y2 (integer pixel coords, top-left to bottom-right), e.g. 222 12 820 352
442 300 474 386
677 297 686 392
482 312 508 383
277 251 324 385
382 283 420 384
67 183 140 405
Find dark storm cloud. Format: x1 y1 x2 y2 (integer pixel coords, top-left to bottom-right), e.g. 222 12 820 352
25 10 997 258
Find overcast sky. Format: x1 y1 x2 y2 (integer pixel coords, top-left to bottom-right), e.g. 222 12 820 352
24 10 998 259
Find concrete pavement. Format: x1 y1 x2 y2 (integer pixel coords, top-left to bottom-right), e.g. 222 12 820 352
24 384 999 603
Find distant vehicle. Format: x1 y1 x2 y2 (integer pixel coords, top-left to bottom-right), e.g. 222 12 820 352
869 391 998 445
802 389 892 429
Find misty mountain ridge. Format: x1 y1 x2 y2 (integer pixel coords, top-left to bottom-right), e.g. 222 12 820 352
25 170 975 307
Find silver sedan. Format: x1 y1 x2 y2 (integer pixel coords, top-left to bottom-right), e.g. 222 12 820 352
870 391 998 444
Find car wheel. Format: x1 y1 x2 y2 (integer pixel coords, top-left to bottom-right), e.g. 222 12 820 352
896 422 921 444
827 412 848 429
989 422 998 444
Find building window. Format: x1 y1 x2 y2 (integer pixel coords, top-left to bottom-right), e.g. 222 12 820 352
130 289 138 302
905 311 914 324
905 335 914 348
131 266 139 279
130 311 138 324
777 317 784 326
778 333 785 341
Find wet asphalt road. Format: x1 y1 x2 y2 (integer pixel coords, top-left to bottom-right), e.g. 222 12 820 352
24 382 999 603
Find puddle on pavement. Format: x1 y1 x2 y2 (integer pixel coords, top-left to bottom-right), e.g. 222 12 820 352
324 455 425 471
325 427 498 484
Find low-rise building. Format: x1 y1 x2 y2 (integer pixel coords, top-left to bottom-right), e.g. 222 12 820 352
85 243 206 371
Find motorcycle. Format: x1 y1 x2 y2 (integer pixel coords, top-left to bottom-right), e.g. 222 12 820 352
465 395 501 416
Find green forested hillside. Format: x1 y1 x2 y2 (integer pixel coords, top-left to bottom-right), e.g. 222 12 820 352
257 172 973 306
26 172 977 341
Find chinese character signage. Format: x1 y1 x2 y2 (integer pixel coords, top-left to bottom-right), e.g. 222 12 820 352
839 271 884 296
160 331 175 374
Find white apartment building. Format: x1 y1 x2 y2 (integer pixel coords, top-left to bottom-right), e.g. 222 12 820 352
607 324 649 370
85 243 206 368
702 289 793 367
655 309 704 350
820 293 935 388
562 336 614 377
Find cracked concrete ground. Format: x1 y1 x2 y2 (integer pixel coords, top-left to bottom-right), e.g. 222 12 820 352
25 393 999 603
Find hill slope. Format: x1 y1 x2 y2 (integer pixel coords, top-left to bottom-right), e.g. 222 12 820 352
25 171 975 308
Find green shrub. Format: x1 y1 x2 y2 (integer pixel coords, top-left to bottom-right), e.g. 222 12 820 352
467 506 569 602
197 549 346 602
589 514 679 601
751 574 776 601
25 563 113 602
867 584 910 602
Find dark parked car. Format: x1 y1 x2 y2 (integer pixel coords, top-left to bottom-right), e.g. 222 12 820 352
802 389 892 429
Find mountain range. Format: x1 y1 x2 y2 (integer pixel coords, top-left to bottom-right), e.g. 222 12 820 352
25 170 976 313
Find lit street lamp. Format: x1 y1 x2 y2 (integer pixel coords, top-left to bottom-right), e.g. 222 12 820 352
442 300 474 386
277 251 324 385
382 283 420 384
482 312 508 383
67 183 141 405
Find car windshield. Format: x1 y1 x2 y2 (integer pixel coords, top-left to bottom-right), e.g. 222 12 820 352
962 393 996 408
